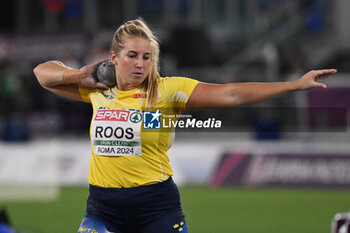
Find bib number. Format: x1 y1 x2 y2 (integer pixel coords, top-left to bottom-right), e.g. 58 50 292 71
91 109 142 156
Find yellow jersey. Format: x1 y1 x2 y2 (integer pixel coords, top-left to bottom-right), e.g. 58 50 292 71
79 77 199 188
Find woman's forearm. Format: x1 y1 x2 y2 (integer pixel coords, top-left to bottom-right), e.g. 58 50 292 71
33 61 83 88
228 81 296 106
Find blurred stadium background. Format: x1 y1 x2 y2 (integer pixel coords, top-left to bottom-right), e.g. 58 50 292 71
1 0 350 232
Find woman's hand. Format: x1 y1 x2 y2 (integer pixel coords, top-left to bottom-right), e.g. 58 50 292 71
79 59 110 89
291 69 337 90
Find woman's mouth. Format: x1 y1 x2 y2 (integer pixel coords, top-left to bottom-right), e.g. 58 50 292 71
133 72 143 77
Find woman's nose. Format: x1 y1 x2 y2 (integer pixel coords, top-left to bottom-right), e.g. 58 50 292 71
135 58 143 68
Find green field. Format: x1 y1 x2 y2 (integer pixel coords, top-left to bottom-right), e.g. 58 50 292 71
2 186 349 233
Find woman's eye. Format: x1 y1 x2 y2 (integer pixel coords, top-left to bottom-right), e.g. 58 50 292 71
128 55 136 58
143 56 150 60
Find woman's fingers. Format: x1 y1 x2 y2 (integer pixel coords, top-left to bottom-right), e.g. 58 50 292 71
95 82 109 89
313 69 337 79
295 69 337 90
80 77 108 89
313 69 337 88
92 58 110 67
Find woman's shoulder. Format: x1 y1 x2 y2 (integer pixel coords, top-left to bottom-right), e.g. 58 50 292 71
157 76 200 101
159 76 198 85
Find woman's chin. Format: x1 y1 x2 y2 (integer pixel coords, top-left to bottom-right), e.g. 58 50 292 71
130 77 146 85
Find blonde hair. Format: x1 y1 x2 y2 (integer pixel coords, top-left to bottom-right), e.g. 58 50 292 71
112 18 160 108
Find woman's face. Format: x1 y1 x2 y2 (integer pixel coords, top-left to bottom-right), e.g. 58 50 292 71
111 36 152 90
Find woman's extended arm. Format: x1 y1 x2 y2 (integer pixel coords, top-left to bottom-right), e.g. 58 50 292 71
187 69 337 109
33 60 108 101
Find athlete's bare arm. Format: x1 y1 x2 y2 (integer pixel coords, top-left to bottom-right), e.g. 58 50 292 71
187 69 337 109
33 60 108 101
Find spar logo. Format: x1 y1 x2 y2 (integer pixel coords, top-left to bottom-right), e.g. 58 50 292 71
143 110 161 129
95 109 130 122
95 109 143 124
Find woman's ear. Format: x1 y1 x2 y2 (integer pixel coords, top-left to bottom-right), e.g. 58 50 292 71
110 51 118 65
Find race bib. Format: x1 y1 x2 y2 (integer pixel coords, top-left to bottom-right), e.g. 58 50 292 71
92 109 142 156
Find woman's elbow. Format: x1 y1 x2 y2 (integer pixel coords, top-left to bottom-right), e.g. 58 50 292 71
33 61 62 88
33 64 40 78
33 64 46 86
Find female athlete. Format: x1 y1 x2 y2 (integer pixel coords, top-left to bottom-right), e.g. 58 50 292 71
33 19 337 233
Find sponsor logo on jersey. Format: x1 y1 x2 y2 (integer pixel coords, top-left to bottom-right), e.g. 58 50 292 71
129 111 142 123
97 90 115 99
133 93 147 98
95 109 130 122
173 221 185 232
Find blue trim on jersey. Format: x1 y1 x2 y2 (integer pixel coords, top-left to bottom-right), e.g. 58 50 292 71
0 223 15 233
78 216 113 233
182 222 189 233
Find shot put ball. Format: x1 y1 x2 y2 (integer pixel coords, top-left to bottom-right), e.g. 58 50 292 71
94 61 116 87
